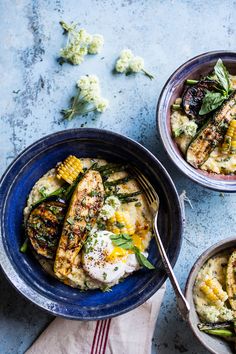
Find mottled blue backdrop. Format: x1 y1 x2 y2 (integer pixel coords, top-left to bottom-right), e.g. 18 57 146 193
0 1 236 353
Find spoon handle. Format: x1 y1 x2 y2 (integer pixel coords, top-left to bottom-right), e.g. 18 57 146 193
153 213 190 321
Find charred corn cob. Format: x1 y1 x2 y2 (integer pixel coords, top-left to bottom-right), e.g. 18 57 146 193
230 120 236 154
199 276 228 308
57 155 83 184
186 92 236 167
226 250 236 311
221 119 236 154
108 211 135 235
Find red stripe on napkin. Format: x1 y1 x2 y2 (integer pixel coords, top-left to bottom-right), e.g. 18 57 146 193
102 319 111 354
95 320 106 354
90 321 101 354
91 320 110 354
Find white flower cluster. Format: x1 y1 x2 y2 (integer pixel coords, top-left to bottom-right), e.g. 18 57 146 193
115 49 154 80
62 75 109 120
60 23 104 65
99 196 121 220
77 75 109 112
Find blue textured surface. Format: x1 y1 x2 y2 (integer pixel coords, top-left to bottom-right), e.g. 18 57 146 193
0 129 182 319
0 0 236 353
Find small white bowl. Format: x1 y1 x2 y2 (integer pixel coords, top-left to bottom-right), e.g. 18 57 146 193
185 237 236 354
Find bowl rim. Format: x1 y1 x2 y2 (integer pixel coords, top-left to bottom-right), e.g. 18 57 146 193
0 128 183 320
185 236 236 354
157 50 236 192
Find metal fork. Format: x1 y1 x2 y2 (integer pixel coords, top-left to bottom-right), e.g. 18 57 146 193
131 166 190 321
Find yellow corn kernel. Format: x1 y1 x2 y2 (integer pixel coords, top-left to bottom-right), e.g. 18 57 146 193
231 140 236 154
227 128 234 137
109 216 116 223
115 211 125 223
200 276 228 307
230 119 236 128
221 120 236 154
108 211 135 235
56 155 83 184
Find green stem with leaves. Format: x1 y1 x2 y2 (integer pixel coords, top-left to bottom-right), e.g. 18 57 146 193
142 69 154 80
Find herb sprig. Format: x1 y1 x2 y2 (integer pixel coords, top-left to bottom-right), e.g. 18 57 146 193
110 233 155 269
199 59 231 115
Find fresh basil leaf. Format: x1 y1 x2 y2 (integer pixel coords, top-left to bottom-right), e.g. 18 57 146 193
134 248 155 269
199 90 226 115
214 58 230 93
111 239 128 247
110 234 121 240
110 234 133 250
110 234 154 266
119 241 133 250
119 233 131 240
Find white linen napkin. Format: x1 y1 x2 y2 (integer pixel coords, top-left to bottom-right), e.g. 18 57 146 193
26 284 165 354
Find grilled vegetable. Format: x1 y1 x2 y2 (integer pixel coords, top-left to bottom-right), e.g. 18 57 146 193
27 198 67 259
182 80 218 120
199 276 228 308
108 211 135 235
198 322 234 331
201 328 235 338
186 91 236 168
226 250 236 312
221 119 236 154
54 170 104 282
56 155 83 184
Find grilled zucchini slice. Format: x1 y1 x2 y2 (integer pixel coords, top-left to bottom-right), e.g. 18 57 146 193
226 250 236 312
54 170 104 282
27 199 67 259
186 91 236 168
182 80 218 120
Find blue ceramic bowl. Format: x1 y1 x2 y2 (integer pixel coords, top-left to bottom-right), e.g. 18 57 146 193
157 51 236 192
0 129 183 319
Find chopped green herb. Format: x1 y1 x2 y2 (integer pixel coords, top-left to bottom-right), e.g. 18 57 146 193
97 220 106 230
39 187 48 198
68 233 74 240
101 285 112 292
48 206 59 214
67 217 74 225
81 197 87 207
89 190 99 197
116 222 125 229
20 238 28 253
75 215 83 221
85 224 92 231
